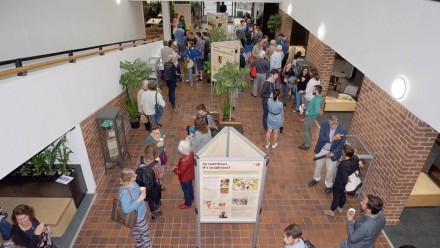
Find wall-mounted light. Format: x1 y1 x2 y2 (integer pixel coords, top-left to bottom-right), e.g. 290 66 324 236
115 0 121 5
287 4 292 15
317 24 326 40
391 76 408 100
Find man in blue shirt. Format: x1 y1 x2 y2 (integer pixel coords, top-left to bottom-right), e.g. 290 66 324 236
173 24 186 57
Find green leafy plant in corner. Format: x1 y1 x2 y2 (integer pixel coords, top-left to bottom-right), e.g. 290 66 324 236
213 62 250 120
119 59 151 122
267 14 282 36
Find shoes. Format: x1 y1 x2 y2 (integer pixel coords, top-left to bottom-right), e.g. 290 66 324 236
308 179 319 187
178 203 191 209
265 143 270 149
336 207 343 214
298 144 310 150
151 210 163 220
271 143 278 148
171 104 175 109
251 93 257 97
3 240 15 248
325 187 332 194
324 210 335 217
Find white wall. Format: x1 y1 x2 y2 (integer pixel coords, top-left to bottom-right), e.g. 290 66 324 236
0 41 163 180
0 0 145 61
280 0 440 132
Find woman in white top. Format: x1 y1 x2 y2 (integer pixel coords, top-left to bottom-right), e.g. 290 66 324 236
141 80 166 124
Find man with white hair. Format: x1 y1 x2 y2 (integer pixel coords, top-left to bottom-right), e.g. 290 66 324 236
249 50 270 97
270 45 284 71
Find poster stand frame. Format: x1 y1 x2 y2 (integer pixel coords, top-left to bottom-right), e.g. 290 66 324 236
194 127 269 248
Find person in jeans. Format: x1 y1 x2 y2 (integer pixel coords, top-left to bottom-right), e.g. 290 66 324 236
163 55 177 109
299 85 323 150
260 69 280 130
173 140 195 209
340 194 386 248
0 211 15 248
250 50 270 97
182 41 202 86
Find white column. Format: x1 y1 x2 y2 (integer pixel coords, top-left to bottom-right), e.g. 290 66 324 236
161 1 171 41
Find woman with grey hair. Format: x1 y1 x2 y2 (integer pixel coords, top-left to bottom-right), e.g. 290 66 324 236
173 140 195 209
140 80 166 124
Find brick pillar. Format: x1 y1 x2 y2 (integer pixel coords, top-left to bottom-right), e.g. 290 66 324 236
305 33 335 112
350 77 438 224
80 93 129 186
278 9 293 42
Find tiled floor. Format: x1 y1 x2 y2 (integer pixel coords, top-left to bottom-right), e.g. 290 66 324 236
73 77 391 247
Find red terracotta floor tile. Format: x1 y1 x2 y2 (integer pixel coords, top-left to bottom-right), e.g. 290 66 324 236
74 77 391 247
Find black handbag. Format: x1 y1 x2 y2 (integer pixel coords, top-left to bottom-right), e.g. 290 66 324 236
111 188 138 229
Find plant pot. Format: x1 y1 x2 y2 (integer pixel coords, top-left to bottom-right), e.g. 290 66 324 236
130 120 140 129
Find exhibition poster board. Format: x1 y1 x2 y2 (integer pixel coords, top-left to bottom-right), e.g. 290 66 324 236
210 40 241 102
174 4 191 30
198 159 264 223
195 127 268 247
207 12 228 30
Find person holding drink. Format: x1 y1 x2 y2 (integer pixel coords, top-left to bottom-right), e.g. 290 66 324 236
119 168 152 247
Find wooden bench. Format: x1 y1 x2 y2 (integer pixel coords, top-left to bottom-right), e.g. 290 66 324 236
406 173 440 207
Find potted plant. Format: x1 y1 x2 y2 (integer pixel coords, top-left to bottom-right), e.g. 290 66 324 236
209 26 233 43
119 58 151 129
213 62 249 121
202 61 211 83
267 14 282 38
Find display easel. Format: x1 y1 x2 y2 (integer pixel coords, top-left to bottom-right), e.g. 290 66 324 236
195 127 268 248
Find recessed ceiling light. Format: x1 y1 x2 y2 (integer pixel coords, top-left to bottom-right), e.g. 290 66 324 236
391 77 407 100
317 24 326 40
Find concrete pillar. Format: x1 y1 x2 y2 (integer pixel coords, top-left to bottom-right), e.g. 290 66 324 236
161 1 171 41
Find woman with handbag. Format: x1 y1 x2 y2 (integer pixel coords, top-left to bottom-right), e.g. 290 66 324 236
145 122 167 191
119 168 152 247
324 145 360 217
186 116 212 154
182 41 202 86
140 80 165 125
10 204 55 248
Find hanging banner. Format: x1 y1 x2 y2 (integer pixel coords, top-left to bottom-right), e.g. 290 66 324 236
198 159 265 223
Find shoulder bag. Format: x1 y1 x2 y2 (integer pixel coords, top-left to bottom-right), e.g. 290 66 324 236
111 188 138 229
154 92 164 121
346 169 362 195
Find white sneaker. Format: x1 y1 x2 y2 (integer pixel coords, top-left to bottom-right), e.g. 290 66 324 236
265 143 270 149
336 207 343 213
3 240 15 248
324 210 335 217
271 143 278 148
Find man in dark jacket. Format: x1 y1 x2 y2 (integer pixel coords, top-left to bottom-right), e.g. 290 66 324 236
250 50 270 97
260 69 280 130
163 55 177 108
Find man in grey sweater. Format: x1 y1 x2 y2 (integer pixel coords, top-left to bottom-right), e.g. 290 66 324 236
250 50 270 97
341 194 386 248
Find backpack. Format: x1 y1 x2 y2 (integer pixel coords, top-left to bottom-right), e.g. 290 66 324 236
202 112 220 137
301 238 315 248
136 163 156 190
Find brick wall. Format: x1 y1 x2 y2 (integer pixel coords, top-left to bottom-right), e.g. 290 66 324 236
350 77 438 224
305 34 335 112
278 9 293 43
80 93 129 187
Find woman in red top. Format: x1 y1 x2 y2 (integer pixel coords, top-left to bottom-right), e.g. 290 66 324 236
173 140 195 209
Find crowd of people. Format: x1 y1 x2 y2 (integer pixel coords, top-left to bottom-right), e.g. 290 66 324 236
0 13 391 248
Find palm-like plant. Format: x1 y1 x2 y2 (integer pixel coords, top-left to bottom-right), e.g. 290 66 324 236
213 62 249 120
267 14 282 37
